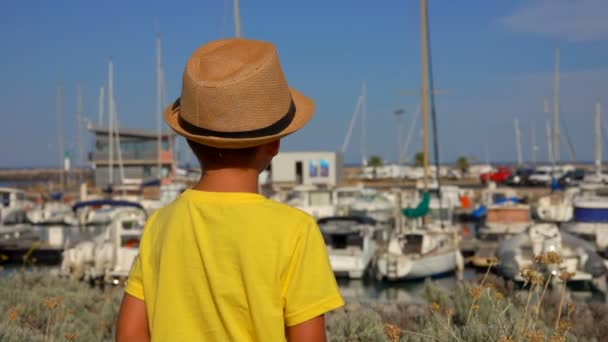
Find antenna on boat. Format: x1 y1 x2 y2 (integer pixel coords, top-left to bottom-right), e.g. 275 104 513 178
56 83 65 192
595 100 602 177
233 0 242 37
553 48 561 164
514 117 522 166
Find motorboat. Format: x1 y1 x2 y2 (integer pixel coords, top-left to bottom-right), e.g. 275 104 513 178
318 215 389 279
497 223 606 283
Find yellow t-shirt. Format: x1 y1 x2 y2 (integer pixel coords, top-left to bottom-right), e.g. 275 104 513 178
125 189 344 341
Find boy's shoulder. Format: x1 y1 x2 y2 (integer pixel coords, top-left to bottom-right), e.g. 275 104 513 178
151 190 316 227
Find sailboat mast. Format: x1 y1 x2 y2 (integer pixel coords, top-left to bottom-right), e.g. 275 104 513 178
360 82 368 165
531 120 538 166
514 118 522 166
108 59 114 185
98 86 105 126
420 0 430 191
596 100 602 176
544 98 554 169
76 83 84 169
156 32 163 179
553 48 560 164
233 0 242 38
56 83 65 192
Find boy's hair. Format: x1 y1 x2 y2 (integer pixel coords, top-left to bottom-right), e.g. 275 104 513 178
187 139 260 168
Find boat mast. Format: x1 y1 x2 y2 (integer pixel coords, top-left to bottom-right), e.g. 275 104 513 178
531 120 538 166
108 59 114 185
420 0 430 191
553 48 560 164
544 98 555 171
394 109 405 165
596 100 602 177
98 86 105 126
156 32 163 179
76 83 84 170
233 0 242 38
514 117 522 166
56 83 65 192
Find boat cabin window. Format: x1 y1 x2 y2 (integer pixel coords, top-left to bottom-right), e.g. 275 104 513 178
3 210 27 225
401 234 423 254
309 191 332 206
322 233 363 249
429 208 450 221
1 193 9 208
121 221 138 230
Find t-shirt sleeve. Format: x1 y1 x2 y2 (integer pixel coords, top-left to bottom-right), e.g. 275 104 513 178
282 219 344 327
125 252 144 300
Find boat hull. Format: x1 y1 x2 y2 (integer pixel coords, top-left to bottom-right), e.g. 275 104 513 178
377 249 462 280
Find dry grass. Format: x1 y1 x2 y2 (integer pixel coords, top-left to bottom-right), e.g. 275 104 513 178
0 270 121 341
2 256 608 341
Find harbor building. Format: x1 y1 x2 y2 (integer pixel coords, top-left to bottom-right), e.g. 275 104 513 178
89 126 176 188
269 151 342 188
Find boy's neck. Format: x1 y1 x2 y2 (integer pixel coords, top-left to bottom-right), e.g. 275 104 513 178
193 168 260 194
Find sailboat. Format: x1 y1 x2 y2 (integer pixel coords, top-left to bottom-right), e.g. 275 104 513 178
375 0 464 281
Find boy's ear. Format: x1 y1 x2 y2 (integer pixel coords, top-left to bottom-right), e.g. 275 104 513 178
271 140 280 156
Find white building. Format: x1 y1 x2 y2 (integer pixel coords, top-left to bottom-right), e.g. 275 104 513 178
270 151 342 188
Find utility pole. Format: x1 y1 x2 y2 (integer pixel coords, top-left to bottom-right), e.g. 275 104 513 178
360 82 368 166
156 32 163 179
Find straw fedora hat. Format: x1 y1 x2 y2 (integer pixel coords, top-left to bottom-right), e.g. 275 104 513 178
164 38 315 149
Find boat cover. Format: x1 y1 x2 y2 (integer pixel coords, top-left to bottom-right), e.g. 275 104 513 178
402 192 430 218
72 199 144 212
574 207 608 222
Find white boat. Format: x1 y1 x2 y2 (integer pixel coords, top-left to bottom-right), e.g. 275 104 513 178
281 185 339 219
497 223 606 282
376 224 464 280
26 201 73 225
534 188 578 223
60 203 146 283
349 189 395 223
562 190 608 257
318 216 389 279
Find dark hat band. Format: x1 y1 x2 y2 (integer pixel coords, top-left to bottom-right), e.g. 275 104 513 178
177 99 296 139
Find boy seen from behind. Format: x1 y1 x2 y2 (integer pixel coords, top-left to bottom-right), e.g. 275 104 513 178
116 38 344 341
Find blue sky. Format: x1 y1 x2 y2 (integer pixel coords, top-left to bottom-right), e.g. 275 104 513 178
2 0 608 167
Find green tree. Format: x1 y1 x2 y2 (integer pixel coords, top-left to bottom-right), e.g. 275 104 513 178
414 152 424 167
367 155 383 167
457 156 470 175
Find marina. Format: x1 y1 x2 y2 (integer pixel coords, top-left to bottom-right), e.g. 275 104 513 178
4 0 608 340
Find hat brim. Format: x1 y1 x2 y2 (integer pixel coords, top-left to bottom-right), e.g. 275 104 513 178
164 87 314 149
